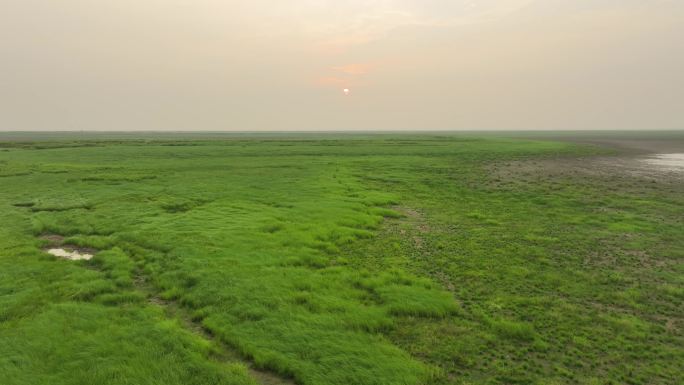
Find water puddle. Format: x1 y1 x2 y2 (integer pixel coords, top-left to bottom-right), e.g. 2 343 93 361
46 248 94 261
642 153 684 172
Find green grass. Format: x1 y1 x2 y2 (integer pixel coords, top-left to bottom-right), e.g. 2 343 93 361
0 134 682 385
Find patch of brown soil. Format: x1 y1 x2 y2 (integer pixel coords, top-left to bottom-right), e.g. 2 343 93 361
488 153 684 191
393 206 430 233
40 234 65 244
40 234 97 261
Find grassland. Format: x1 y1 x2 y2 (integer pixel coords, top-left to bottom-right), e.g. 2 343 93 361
0 133 682 385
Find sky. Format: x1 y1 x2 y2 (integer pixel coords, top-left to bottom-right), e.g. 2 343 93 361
1 0 683 131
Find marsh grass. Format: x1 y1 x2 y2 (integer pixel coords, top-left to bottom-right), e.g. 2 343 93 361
0 135 681 385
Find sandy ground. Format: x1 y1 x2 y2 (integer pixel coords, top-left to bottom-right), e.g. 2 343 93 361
40 234 95 261
46 248 94 260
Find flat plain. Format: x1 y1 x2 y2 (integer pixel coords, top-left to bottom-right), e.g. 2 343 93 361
0 132 682 385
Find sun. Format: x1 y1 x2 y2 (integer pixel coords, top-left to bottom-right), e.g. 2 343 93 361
343 88 350 95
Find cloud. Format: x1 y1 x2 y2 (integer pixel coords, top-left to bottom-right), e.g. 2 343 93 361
316 9 419 52
307 0 538 51
331 63 373 75
1 0 682 131
315 63 375 89
316 76 348 87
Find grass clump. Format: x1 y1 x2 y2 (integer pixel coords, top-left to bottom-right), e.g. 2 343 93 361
486 317 537 342
377 284 459 317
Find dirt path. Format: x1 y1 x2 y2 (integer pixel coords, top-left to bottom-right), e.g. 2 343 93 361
133 270 297 385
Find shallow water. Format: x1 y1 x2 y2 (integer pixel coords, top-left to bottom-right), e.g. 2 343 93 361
47 248 93 261
642 153 684 172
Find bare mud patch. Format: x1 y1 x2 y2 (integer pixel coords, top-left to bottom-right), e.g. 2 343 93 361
641 153 684 172
46 248 94 261
40 234 96 261
599 153 684 181
40 234 65 244
489 152 684 189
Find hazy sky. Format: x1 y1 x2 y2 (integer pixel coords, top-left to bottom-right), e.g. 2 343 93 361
1 0 683 131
